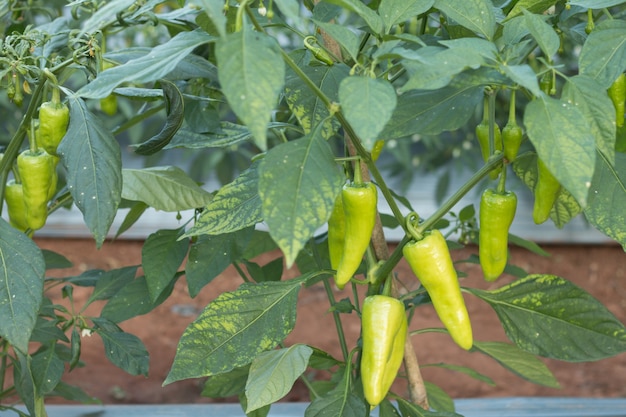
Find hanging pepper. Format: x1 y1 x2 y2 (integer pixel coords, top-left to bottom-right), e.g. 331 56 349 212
479 188 517 282
38 87 70 156
17 148 56 231
502 90 523 162
335 174 377 289
533 158 560 225
475 96 502 179
608 73 625 128
403 227 473 350
360 295 407 407
327 194 345 272
5 180 30 234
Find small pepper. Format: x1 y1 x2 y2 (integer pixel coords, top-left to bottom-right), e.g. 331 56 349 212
38 88 70 156
5 180 30 234
533 158 560 225
479 188 517 281
17 148 56 230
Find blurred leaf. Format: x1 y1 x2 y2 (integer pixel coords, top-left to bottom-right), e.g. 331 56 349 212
31 345 64 394
434 0 496 40
86 266 138 306
216 26 284 150
202 365 250 398
508 234 550 257
304 372 367 417
579 20 626 89
122 166 213 211
245 345 313 412
425 381 454 412
42 249 73 270
521 9 560 58
313 20 360 62
422 363 495 386
379 0 434 33
60 96 122 247
92 317 149 376
468 275 626 361
323 0 383 33
114 201 149 238
0 219 45 353
472 341 560 388
165 278 305 384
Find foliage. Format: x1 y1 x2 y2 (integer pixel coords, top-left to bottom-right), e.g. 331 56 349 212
0 0 626 416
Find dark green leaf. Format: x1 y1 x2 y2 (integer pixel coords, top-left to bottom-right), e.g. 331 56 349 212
379 399 402 417
69 327 81 371
0 219 45 353
584 151 626 248
508 234 550 257
164 278 305 384
143 228 189 302
31 345 64 394
521 9 560 58
304 376 367 417
186 228 254 297
85 266 138 306
322 0 383 33
284 63 348 139
78 30 214 99
242 230 279 260
60 96 122 248
42 249 73 270
92 317 150 376
30 318 68 345
422 363 495 386
133 80 184 155
425 381 454 413
14 353 46 417
202 365 250 398
122 166 213 211
308 347 341 370
397 397 463 416
472 341 560 388
259 129 344 267
338 76 397 151
114 201 149 238
468 275 626 362
524 97 595 207
183 161 262 237
579 20 626 89
216 27 285 150
49 381 101 404
245 344 313 412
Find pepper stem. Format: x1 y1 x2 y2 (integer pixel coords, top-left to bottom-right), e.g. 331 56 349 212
405 212 423 242
352 157 363 185
28 119 38 153
497 162 507 194
508 89 517 126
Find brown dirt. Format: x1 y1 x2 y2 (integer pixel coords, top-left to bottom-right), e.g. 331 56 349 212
36 238 626 404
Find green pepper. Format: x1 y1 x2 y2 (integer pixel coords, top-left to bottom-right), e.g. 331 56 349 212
360 295 407 407
475 97 502 179
608 73 625 128
502 90 523 162
403 229 473 350
533 158 560 225
327 194 345 272
17 149 56 230
38 90 70 156
479 188 517 282
335 180 377 289
5 180 30 234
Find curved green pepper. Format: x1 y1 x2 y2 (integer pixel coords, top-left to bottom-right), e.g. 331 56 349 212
533 158 560 225
360 295 407 407
17 149 56 230
479 188 517 282
403 230 473 350
335 181 377 289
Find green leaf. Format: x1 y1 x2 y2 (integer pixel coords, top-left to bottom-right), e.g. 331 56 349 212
508 234 550 257
60 96 122 248
339 76 397 151
0 219 45 353
198 0 227 37
434 0 496 40
85 266 138 306
30 318 69 345
240 394 270 417
584 151 626 248
381 75 484 139
304 373 367 417
185 228 254 297
511 152 582 228
14 353 46 417
472 341 560 388
562 75 616 166
524 97 596 207
49 381 101 404
284 63 348 139
78 30 214 99
379 399 402 417
42 249 73 270
505 0 559 20
422 363 495 386
133 80 184 155
115 201 149 238
468 275 626 362
521 9 560 59
322 0 383 34
258 129 344 267
31 345 64 394
216 27 285 150
100 275 175 323
579 20 626 89
164 278 304 384
202 365 250 398
142 228 189 302
183 161 262 237
397 398 463 416
92 317 150 376
122 166 213 211
245 344 313 412
569 0 626 6
313 20 360 63
425 381 454 413
379 0 434 33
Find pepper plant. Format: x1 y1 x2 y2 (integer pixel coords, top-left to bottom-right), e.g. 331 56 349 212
1 0 626 416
